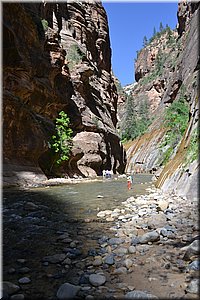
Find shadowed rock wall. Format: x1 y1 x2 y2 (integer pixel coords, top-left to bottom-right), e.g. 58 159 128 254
3 1 126 186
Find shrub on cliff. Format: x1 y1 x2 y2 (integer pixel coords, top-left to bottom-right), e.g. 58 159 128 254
160 86 189 164
50 111 73 167
67 44 86 70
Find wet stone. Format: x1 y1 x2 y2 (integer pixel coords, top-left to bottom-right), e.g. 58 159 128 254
18 277 31 284
42 253 66 264
10 294 25 300
57 283 81 300
3 282 20 295
8 268 16 274
18 267 31 274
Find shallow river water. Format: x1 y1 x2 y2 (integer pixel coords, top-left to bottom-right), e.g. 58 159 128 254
3 174 154 299
3 174 153 220
3 174 198 299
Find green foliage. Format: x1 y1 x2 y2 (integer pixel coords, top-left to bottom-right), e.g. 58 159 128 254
160 86 189 165
164 88 189 136
143 36 148 47
159 22 164 33
50 111 73 165
67 44 85 70
41 19 48 31
120 95 152 142
186 129 199 164
115 79 125 96
162 146 174 165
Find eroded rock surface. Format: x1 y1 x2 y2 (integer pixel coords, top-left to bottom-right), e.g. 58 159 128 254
3 1 126 186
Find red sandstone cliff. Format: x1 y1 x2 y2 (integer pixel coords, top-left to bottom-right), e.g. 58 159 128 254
3 1 126 186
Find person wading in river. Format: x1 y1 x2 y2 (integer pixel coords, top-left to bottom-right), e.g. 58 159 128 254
127 175 132 190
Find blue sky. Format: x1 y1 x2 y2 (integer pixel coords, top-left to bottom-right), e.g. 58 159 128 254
102 1 178 86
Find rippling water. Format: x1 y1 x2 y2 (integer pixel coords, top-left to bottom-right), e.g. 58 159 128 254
4 174 153 220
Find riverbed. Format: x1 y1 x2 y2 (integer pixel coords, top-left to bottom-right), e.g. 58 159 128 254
3 175 198 299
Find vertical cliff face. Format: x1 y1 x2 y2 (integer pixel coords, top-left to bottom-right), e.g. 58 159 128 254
3 1 126 186
122 1 199 199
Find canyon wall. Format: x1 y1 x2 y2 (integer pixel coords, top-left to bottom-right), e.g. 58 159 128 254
3 1 126 187
123 1 199 199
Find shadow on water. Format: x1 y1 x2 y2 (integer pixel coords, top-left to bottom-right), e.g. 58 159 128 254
3 174 153 299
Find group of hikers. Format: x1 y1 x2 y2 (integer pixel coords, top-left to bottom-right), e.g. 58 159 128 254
102 169 134 190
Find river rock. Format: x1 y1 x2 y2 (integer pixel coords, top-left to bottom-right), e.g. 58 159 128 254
89 274 106 286
18 277 31 284
182 240 199 260
185 279 199 294
104 254 115 265
3 282 20 295
128 245 136 253
113 267 127 274
157 200 169 211
108 237 124 245
42 253 66 263
138 230 160 244
147 213 167 229
56 283 81 299
187 260 200 271
93 256 103 266
124 258 133 269
125 290 158 298
24 202 39 211
10 294 25 300
18 267 31 274
113 247 128 256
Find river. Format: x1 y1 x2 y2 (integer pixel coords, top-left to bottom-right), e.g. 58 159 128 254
3 174 155 299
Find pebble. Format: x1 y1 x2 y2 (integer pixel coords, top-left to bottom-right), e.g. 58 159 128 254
18 267 31 274
125 290 158 298
89 274 106 286
124 258 133 269
128 245 136 253
42 253 66 263
10 294 25 300
138 230 160 244
185 278 199 294
108 237 124 245
3 282 20 295
18 277 31 284
113 267 127 274
56 283 81 299
104 254 115 265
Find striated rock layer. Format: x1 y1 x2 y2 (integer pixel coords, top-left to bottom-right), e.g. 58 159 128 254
123 1 199 199
3 1 126 186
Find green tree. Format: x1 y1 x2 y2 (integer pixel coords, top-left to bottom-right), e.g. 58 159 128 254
153 26 157 37
159 22 164 32
121 96 151 142
41 19 48 31
50 111 73 166
67 44 85 70
143 35 148 47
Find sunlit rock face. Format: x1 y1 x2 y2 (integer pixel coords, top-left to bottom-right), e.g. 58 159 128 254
3 1 126 185
122 1 199 199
